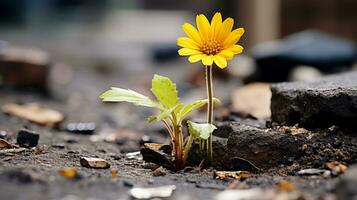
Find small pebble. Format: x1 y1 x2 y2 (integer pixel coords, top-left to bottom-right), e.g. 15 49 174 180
16 129 39 148
129 185 176 199
111 168 118 177
80 157 110 169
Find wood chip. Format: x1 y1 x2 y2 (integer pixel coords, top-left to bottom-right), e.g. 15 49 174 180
80 157 110 169
214 171 252 180
231 83 271 119
0 139 13 149
2 103 64 127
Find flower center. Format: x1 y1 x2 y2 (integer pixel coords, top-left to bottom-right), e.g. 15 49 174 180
201 39 222 55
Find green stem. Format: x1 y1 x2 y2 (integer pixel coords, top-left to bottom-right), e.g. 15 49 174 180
205 65 213 166
172 114 184 170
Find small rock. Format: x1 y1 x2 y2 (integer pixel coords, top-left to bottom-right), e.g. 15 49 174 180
214 188 268 200
80 157 110 169
16 129 39 148
51 144 65 149
214 171 251 180
129 185 176 199
66 122 96 135
58 167 78 179
0 130 8 139
31 146 47 154
297 168 330 176
140 143 175 171
152 167 167 177
0 139 13 149
126 151 142 160
2 103 64 127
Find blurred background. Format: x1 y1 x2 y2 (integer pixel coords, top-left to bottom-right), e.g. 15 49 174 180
0 0 356 128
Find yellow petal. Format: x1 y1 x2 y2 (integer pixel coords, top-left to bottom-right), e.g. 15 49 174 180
178 48 202 56
223 28 245 47
202 55 214 66
213 55 227 69
196 14 211 39
182 23 202 44
211 12 222 37
219 50 234 60
227 45 244 54
177 37 199 50
218 18 234 42
188 54 204 63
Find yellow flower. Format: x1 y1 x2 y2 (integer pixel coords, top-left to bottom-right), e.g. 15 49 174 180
177 13 244 69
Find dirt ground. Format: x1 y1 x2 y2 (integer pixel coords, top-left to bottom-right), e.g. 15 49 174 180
0 56 355 200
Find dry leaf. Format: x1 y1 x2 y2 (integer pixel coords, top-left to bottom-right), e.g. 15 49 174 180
326 161 348 174
214 171 252 180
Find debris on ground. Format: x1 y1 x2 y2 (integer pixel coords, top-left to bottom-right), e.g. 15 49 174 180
325 161 348 174
16 129 39 148
129 185 176 199
0 138 13 149
80 157 110 169
2 103 64 127
214 171 251 180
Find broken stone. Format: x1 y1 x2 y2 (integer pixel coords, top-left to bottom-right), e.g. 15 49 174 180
271 72 357 129
2 103 64 127
80 157 110 169
129 185 176 199
0 46 50 91
231 83 271 119
297 168 330 176
140 143 175 171
66 122 96 135
16 129 39 148
58 167 78 179
210 122 302 170
336 165 357 200
214 171 251 180
0 139 13 149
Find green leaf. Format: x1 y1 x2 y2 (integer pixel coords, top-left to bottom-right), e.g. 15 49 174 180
187 121 217 140
150 74 179 108
178 98 221 121
99 87 159 108
147 104 182 123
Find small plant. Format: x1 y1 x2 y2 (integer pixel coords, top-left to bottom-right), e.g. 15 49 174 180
100 74 218 170
177 12 245 165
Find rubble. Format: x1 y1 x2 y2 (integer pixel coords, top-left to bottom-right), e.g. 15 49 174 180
16 129 39 148
271 72 357 129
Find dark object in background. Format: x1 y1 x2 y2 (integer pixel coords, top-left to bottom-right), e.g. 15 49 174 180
0 45 50 92
152 45 179 62
271 72 357 129
253 31 356 82
65 122 96 135
17 129 39 148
